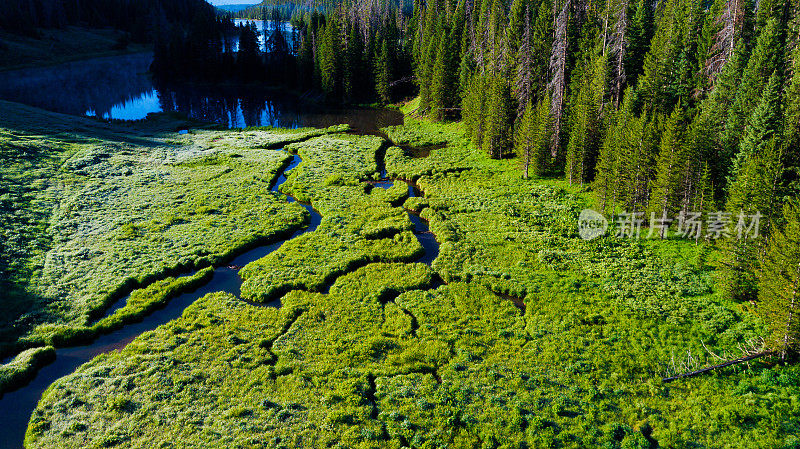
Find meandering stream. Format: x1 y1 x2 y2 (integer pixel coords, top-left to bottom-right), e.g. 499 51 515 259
0 147 439 449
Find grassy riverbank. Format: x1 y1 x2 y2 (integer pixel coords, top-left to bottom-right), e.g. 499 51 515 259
7 100 800 448
0 101 346 392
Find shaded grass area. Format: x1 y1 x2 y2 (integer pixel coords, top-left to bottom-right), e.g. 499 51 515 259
0 347 56 395
18 103 800 448
0 102 343 392
384 119 480 180
0 27 149 72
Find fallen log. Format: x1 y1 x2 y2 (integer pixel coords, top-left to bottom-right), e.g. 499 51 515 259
662 351 775 383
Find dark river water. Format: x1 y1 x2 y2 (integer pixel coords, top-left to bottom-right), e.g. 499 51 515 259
0 49 402 132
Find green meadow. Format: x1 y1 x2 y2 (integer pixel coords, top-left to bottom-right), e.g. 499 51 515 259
2 101 799 448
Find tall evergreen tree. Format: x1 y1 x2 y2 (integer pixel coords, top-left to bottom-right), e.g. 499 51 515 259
343 22 365 102
687 39 748 198
517 97 554 178
722 18 784 160
637 0 700 113
758 200 800 360
648 104 689 237
565 50 607 185
482 75 515 159
318 16 342 99
237 22 262 82
782 45 800 198
514 6 535 118
624 0 654 88
375 38 394 104
595 107 623 212
720 73 785 302
430 22 461 120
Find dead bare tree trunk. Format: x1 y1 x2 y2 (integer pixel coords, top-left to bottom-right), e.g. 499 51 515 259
548 0 570 160
705 0 747 84
608 0 628 107
662 351 775 383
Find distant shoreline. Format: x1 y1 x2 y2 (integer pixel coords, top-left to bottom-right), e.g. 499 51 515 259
0 26 150 73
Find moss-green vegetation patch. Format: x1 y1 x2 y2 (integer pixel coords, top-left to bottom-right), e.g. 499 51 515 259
178 124 349 151
240 134 428 302
280 133 385 211
239 224 423 302
384 119 486 179
28 276 800 448
15 107 800 447
0 346 56 396
0 102 345 376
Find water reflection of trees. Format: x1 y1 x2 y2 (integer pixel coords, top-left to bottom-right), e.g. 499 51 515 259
0 53 155 117
0 51 404 133
154 80 309 129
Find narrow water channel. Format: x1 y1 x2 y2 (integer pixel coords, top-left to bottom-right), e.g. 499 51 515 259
0 147 439 449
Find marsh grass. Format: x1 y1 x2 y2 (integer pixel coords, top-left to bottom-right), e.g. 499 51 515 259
0 102 345 390
15 100 800 448
0 347 56 396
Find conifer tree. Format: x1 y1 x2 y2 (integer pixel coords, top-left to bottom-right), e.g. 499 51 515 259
565 51 607 186
343 23 365 102
463 73 488 148
237 22 262 81
648 104 688 237
596 89 660 212
687 40 748 197
517 97 553 179
375 38 393 104
318 17 342 99
720 73 785 302
624 0 654 88
729 71 784 187
297 26 316 89
430 22 461 120
506 0 527 53
482 75 515 159
722 18 783 159
514 6 535 118
758 200 800 360
782 45 800 198
637 0 699 113
595 108 623 212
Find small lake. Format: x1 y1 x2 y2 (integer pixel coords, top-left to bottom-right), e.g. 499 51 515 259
0 50 402 133
230 19 298 53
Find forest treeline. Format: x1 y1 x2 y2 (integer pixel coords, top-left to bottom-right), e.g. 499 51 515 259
152 3 415 104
